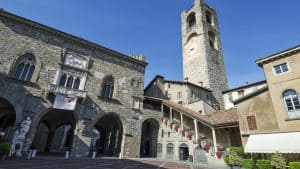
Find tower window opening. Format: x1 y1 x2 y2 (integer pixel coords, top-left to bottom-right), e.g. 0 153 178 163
187 12 196 28
206 11 213 26
208 31 216 49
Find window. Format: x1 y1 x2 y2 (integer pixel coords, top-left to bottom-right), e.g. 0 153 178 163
283 89 300 112
157 144 163 153
161 130 164 138
131 80 136 87
187 12 196 28
15 54 36 81
191 91 196 99
206 11 213 25
274 63 289 74
101 76 114 99
167 143 174 154
238 90 245 97
58 73 81 90
168 132 170 137
132 98 141 109
246 115 257 130
208 31 216 49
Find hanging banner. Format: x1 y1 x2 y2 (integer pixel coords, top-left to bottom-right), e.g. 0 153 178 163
53 93 78 110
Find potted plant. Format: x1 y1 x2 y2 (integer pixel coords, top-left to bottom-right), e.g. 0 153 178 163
216 151 223 159
0 142 11 160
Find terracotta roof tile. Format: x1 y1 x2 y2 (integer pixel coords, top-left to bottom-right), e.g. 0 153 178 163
208 108 239 125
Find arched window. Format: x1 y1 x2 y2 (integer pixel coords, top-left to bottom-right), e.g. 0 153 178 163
206 11 213 25
73 77 81 90
101 76 114 99
208 31 216 49
166 143 174 159
59 74 67 87
66 76 74 88
187 12 196 28
283 89 300 111
15 54 36 81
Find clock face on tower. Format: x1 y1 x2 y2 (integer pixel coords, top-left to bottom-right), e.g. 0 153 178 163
188 43 197 56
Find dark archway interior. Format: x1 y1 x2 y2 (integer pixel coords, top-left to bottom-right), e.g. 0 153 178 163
94 114 123 157
179 143 189 161
0 97 16 142
32 109 76 154
140 118 159 157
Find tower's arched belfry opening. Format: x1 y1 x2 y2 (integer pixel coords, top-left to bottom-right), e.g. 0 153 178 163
181 0 228 108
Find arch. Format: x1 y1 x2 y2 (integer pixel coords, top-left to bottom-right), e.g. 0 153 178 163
140 118 160 157
10 51 42 82
206 10 213 25
0 97 16 142
282 89 300 112
179 143 189 161
93 113 123 157
31 109 77 154
166 143 174 160
187 12 196 28
186 33 199 43
11 53 41 82
73 77 81 89
101 75 114 99
157 143 163 158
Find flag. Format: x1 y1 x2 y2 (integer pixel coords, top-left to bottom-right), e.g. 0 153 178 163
188 134 193 140
53 93 77 110
182 130 186 137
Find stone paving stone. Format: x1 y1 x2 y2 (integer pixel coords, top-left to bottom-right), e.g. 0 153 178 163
0 158 213 169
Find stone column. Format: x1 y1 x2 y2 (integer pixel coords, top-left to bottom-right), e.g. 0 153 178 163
194 119 198 140
180 113 183 129
71 120 92 157
211 128 218 153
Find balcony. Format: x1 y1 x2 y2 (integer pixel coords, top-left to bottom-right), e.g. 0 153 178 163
48 84 87 98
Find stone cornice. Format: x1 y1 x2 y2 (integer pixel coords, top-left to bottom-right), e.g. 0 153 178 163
256 45 300 67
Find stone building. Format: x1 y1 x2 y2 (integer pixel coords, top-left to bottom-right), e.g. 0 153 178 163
0 0 243 164
144 75 216 115
0 9 148 158
234 45 300 160
181 0 228 108
222 81 267 110
142 0 242 165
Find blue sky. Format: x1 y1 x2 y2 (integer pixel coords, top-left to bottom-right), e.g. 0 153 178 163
1 0 300 88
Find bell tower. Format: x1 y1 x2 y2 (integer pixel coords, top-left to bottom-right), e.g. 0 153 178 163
181 0 228 108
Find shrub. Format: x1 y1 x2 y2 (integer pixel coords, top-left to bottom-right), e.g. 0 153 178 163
229 146 250 158
229 151 243 166
289 162 300 169
257 160 272 169
271 152 286 169
0 142 11 156
224 155 230 166
243 159 255 169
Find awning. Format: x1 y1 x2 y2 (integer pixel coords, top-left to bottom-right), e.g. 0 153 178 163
245 132 300 153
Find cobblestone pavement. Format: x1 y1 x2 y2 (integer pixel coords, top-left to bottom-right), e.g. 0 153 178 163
0 157 213 169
